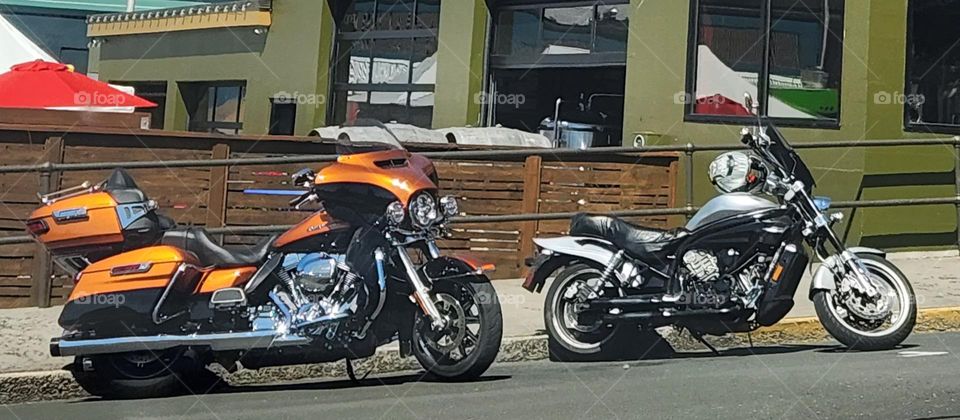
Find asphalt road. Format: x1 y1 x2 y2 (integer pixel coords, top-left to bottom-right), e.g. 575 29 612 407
8 332 960 420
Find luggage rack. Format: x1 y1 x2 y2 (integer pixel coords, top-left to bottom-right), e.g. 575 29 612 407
39 182 96 205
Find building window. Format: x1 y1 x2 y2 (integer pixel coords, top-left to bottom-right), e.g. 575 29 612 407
330 0 440 128
269 98 297 135
182 82 246 135
491 2 630 67
905 0 960 131
485 1 630 148
687 0 844 124
122 82 167 129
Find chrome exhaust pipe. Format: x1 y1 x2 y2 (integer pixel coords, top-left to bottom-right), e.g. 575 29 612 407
51 329 311 356
52 289 311 357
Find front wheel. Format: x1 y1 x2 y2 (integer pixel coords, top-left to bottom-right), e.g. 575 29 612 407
813 254 916 351
412 276 503 381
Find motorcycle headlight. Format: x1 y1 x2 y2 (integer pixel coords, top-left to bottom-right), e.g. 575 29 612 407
410 193 439 227
386 201 405 224
439 195 458 217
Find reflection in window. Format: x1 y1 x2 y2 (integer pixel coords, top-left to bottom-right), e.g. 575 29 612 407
332 0 438 127
371 39 411 84
542 6 593 55
184 82 245 135
494 8 541 56
690 0 844 121
906 0 960 128
492 3 630 64
595 5 630 52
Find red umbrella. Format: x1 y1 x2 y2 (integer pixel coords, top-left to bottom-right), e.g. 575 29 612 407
694 93 752 116
0 60 156 109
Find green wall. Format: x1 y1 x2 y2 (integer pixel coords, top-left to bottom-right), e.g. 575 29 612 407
91 0 335 135
90 0 958 249
431 0 487 128
622 0 957 249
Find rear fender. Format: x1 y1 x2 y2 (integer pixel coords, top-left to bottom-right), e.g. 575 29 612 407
525 236 636 290
522 253 575 293
809 247 886 299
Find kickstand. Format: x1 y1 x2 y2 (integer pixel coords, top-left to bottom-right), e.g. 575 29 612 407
345 359 371 384
747 331 754 348
689 330 720 356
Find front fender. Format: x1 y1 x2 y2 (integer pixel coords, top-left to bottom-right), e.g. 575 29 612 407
809 247 886 299
421 255 492 283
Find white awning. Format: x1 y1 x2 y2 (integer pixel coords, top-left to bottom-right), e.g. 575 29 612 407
0 14 56 71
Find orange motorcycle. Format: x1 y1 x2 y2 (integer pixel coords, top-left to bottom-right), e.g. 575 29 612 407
27 120 503 399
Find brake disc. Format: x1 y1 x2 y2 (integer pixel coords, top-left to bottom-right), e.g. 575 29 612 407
839 274 892 321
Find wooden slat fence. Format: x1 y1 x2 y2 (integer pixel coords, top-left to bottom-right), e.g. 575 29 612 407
0 127 678 308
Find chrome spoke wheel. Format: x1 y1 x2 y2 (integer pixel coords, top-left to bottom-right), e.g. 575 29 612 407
826 259 910 337
548 266 621 351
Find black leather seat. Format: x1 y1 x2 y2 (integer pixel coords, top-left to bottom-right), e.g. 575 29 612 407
569 213 687 259
161 227 276 267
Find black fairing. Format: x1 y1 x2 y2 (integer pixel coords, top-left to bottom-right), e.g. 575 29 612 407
764 122 815 192
316 183 399 225
756 243 808 326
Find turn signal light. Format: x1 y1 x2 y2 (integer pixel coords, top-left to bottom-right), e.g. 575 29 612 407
25 219 48 236
110 262 152 276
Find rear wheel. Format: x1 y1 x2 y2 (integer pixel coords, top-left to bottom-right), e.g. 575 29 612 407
412 276 502 381
71 348 219 399
544 263 641 361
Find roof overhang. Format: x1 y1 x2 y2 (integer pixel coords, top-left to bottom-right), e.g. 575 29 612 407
87 0 271 37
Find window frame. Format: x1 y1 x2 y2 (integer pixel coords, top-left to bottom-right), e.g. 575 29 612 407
186 81 245 135
268 97 297 136
327 0 439 126
489 0 630 69
902 0 960 135
684 0 844 129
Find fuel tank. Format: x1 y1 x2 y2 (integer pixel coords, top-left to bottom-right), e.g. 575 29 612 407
685 193 779 231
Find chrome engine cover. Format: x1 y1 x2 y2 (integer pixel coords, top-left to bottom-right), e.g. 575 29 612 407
286 253 341 293
683 250 719 282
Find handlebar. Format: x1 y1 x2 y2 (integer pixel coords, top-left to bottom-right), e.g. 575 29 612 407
289 191 317 209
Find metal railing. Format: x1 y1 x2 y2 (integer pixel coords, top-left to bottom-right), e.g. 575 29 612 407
1 136 958 247
2 134 959 308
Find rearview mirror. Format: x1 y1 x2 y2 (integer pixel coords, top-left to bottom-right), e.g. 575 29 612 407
291 168 316 186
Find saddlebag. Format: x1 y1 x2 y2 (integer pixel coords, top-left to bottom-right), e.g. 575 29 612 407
756 243 808 326
58 246 201 335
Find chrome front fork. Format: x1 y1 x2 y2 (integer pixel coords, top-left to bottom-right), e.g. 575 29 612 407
395 244 446 329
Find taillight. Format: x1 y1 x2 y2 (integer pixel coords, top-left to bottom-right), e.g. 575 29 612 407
25 219 48 236
110 262 152 276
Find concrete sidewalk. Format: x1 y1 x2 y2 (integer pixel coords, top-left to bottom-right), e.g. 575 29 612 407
1 251 958 375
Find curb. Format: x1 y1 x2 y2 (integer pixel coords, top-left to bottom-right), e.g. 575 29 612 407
3 306 960 405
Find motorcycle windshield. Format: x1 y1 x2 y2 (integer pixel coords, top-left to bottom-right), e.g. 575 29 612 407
764 122 816 192
336 119 406 156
